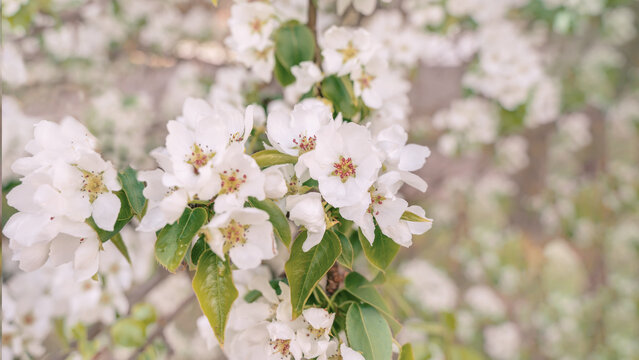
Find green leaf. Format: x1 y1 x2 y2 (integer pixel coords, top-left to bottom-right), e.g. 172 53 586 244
193 250 238 346
346 303 392 360
244 289 263 303
400 211 432 223
358 227 400 272
190 235 207 266
87 191 133 242
273 21 315 86
118 167 147 219
131 303 157 326
111 233 131 264
336 231 354 269
155 207 208 272
343 272 401 333
247 197 291 248
111 318 146 347
251 149 298 169
399 343 415 360
321 75 359 119
274 57 297 87
285 230 341 318
450 345 486 360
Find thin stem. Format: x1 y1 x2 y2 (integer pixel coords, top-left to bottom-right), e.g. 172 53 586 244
127 294 197 360
307 0 321 66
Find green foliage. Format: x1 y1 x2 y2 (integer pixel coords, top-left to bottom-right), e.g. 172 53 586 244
247 197 292 248
71 323 100 359
155 207 208 272
285 231 341 318
189 235 207 267
251 149 298 168
400 210 432 223
358 227 400 272
399 343 415 360
499 104 528 135
343 272 401 333
273 21 316 86
192 250 238 346
244 289 263 303
132 303 157 326
87 191 134 242
118 167 147 219
111 318 147 347
321 75 360 119
346 303 392 360
336 231 354 269
450 345 486 360
111 233 131 264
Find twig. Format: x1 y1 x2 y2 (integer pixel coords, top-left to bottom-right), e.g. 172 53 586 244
127 293 197 360
307 0 321 66
49 269 171 360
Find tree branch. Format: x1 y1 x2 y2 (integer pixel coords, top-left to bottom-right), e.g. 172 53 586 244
307 0 321 66
126 293 197 360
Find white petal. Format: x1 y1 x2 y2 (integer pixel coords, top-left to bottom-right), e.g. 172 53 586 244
302 229 325 252
375 198 407 229
74 237 100 281
229 243 262 269
400 171 428 192
137 206 168 233
263 167 288 199
246 223 277 260
92 193 121 231
399 144 431 172
336 0 351 15
49 234 81 266
3 213 57 247
13 242 50 272
353 0 376 15
341 344 366 360
160 190 189 224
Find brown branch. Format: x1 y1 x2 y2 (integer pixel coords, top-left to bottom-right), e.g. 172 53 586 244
48 269 172 360
307 0 321 66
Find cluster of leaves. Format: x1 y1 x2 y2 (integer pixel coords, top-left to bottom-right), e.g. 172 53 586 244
273 21 362 120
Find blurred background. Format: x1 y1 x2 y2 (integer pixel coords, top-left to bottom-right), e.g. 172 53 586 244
2 0 639 359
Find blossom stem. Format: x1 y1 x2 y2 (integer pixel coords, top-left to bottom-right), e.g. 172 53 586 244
127 294 197 360
307 0 321 66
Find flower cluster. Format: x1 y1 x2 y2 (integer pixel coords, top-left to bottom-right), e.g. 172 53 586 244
198 266 364 360
3 118 123 280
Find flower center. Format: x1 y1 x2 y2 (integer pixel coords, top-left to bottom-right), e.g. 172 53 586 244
367 188 386 215
250 18 266 33
186 143 215 174
332 156 357 183
219 169 247 194
80 170 108 203
221 219 249 248
338 41 358 64
229 132 244 143
2 334 13 346
292 134 316 154
186 144 215 174
254 46 272 60
22 313 35 326
270 339 291 356
307 325 326 338
357 72 375 89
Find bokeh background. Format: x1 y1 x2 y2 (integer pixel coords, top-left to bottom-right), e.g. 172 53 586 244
2 0 639 359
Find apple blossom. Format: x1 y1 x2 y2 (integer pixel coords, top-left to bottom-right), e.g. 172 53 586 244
204 207 276 269
286 193 326 251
